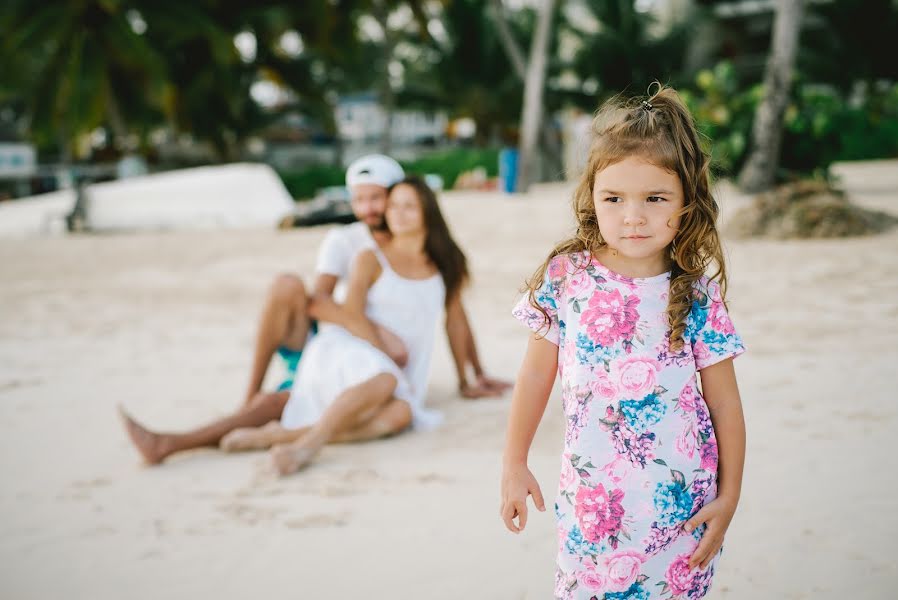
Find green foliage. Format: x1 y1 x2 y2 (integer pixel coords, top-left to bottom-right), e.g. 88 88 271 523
278 164 345 200
400 147 499 189
781 82 898 173
279 147 500 199
680 62 761 176
684 62 898 178
567 0 694 100
397 0 526 143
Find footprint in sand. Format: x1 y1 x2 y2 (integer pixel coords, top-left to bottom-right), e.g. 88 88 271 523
284 513 350 529
216 501 288 525
406 472 455 485
341 467 381 484
58 477 112 501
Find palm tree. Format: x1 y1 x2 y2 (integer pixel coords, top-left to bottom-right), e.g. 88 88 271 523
399 0 524 145
738 0 805 193
566 0 694 98
0 0 168 161
515 0 558 193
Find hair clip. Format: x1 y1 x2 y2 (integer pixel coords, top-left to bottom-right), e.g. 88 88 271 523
641 100 654 112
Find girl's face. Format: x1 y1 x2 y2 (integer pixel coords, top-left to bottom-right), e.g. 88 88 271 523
385 183 425 236
592 156 684 263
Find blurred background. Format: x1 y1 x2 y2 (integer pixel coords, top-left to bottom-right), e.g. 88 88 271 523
2 0 896 210
2 2 898 599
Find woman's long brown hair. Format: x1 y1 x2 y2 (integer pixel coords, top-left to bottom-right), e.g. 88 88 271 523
390 176 469 304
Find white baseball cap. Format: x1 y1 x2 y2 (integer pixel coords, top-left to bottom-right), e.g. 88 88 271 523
345 154 405 189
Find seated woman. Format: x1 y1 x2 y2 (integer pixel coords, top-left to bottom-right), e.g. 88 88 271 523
121 176 468 476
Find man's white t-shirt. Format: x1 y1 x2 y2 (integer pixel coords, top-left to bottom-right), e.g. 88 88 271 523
314 221 377 303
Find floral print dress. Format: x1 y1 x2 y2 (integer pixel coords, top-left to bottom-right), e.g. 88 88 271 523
512 252 745 600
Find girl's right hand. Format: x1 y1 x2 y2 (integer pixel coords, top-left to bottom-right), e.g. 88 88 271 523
500 462 546 533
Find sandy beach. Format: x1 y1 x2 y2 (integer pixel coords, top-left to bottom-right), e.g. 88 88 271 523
1 162 896 599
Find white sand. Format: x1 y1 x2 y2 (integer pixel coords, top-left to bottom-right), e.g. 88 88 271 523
1 163 896 599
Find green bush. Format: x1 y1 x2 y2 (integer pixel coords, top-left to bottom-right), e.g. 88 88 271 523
277 164 345 200
683 61 898 179
681 62 761 177
401 147 500 189
277 147 501 200
782 82 898 172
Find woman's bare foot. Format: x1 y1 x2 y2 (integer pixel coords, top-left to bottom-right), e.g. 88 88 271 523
118 406 171 465
270 438 323 476
220 421 284 452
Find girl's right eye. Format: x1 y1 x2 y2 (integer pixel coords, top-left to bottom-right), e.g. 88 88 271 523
604 197 622 203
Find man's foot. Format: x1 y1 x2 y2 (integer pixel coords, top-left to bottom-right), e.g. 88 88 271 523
220 421 284 452
118 406 171 465
270 438 322 476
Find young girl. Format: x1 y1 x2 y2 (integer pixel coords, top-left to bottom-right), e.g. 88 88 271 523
501 85 746 599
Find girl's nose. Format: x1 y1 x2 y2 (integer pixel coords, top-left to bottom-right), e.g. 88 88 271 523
623 208 647 226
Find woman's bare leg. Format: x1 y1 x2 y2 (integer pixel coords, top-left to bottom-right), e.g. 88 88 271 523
220 421 310 452
120 391 290 465
243 274 311 405
331 398 412 444
222 396 411 452
270 373 398 475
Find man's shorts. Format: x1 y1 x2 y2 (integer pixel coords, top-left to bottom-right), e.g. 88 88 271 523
275 320 318 392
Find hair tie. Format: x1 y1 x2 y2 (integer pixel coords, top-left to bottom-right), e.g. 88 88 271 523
641 100 654 112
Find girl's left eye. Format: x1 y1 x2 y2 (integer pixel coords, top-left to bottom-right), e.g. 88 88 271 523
647 196 666 203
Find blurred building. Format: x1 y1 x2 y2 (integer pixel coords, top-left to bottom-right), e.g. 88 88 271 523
336 93 448 146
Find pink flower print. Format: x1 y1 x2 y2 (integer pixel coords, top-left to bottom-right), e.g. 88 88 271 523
581 288 641 347
560 340 578 375
708 299 736 336
560 455 579 491
665 553 697 596
578 562 608 590
612 356 658 397
567 270 593 298
603 550 645 592
700 439 719 471
600 455 630 486
574 483 626 543
590 368 618 400
677 380 699 412
693 342 712 368
675 417 699 459
548 255 567 279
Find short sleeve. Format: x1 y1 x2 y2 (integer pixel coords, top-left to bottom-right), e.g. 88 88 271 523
511 258 564 346
315 228 352 278
689 280 745 370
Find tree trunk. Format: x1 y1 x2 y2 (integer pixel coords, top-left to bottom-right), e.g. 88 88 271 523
372 3 396 156
380 78 395 156
738 0 804 193
327 99 345 167
489 0 527 81
516 0 556 193
490 0 563 183
105 84 128 155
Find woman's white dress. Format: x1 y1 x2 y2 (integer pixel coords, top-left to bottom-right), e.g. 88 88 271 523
280 248 446 431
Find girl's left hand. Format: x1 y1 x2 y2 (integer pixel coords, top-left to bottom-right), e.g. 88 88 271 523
682 496 738 570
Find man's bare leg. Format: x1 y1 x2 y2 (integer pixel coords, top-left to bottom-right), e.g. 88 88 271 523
120 391 290 465
269 373 398 475
243 274 311 405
